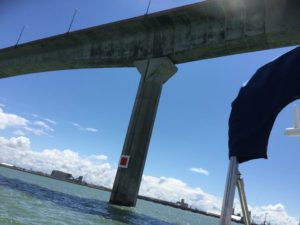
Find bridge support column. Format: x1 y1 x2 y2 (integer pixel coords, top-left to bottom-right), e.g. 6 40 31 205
109 57 177 207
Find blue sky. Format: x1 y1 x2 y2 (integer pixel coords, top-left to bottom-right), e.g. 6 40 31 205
0 1 299 224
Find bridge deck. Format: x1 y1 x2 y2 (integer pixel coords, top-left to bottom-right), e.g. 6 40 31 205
0 0 300 78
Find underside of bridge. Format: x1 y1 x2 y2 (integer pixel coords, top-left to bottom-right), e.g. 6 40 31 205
0 0 300 207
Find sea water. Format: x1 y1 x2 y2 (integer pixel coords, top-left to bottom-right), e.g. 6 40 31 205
0 167 239 225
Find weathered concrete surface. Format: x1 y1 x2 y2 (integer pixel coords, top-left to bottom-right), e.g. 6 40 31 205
109 57 177 206
0 0 300 78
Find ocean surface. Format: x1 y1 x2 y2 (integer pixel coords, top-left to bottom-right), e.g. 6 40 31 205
0 166 239 225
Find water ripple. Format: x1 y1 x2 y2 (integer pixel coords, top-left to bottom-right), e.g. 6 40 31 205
0 175 174 225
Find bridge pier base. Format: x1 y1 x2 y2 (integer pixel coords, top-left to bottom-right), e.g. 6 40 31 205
109 57 177 207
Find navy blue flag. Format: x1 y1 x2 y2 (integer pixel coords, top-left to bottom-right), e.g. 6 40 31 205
229 46 300 163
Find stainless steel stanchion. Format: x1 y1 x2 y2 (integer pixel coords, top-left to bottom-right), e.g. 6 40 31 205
219 157 239 225
219 157 251 225
237 172 251 225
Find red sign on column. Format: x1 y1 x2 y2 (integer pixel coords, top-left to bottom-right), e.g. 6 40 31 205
119 155 130 168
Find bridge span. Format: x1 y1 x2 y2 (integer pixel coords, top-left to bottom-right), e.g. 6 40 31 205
0 0 300 207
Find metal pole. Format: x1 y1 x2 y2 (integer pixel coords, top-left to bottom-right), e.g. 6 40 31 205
67 9 78 33
15 25 26 47
145 0 152 15
219 157 239 225
237 172 251 225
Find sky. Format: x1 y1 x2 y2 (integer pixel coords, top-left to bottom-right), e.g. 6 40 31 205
0 1 300 224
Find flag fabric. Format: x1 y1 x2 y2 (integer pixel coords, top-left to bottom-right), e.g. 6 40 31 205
229 46 300 163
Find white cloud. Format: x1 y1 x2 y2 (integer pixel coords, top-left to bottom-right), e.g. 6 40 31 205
23 126 47 136
140 176 221 212
71 122 80 128
0 135 299 225
71 122 98 133
0 108 54 136
0 136 114 188
189 167 209 176
0 107 28 129
0 103 6 108
34 121 54 132
0 136 31 151
44 118 57 125
32 114 57 125
85 127 98 132
248 204 299 225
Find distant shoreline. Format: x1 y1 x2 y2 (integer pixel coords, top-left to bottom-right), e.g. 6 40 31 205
0 163 244 224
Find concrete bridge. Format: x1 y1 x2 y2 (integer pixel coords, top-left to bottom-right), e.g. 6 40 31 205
1 0 300 207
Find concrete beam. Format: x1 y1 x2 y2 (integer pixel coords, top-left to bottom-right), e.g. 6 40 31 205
109 57 177 206
1 0 300 78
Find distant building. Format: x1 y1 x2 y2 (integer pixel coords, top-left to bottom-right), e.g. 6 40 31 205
176 199 189 208
51 170 73 180
0 162 14 167
77 176 83 183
